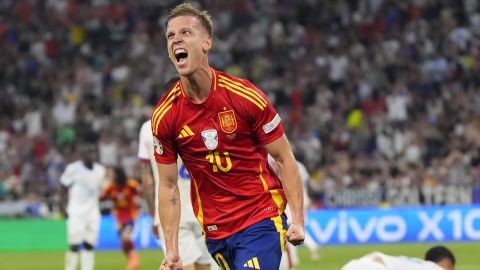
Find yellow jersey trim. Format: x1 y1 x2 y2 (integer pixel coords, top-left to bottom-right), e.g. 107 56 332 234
192 176 205 235
271 215 286 252
270 189 285 215
219 81 266 110
211 68 217 91
259 163 269 191
152 86 181 134
218 75 267 107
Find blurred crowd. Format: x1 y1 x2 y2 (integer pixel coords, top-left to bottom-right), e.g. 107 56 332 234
1 0 480 217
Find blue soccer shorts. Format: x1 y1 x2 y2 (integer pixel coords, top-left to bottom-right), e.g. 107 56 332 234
206 214 288 270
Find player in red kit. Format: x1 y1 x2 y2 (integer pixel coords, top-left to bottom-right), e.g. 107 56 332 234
153 4 305 270
101 167 141 270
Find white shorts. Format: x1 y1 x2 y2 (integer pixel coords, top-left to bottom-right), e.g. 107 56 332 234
279 242 299 270
67 213 100 246
178 220 211 266
158 220 211 266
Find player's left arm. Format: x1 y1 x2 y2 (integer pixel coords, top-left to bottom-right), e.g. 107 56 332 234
264 134 305 245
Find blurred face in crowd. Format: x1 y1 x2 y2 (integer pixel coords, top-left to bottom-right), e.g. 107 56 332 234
166 15 212 76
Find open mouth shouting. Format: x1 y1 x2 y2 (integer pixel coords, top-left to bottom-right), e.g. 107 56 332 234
174 48 188 65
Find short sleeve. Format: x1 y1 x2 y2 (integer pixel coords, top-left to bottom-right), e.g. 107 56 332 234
137 121 151 161
248 84 284 145
152 118 177 164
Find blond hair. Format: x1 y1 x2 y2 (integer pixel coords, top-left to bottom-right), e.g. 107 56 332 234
167 3 213 37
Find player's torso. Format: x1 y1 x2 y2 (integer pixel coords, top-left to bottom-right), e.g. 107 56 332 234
153 71 286 238
157 77 285 238
108 184 136 209
68 162 104 214
107 181 138 222
171 86 271 196
71 163 103 197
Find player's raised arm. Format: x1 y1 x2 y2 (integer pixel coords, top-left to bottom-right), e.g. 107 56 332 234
156 162 182 270
264 134 305 246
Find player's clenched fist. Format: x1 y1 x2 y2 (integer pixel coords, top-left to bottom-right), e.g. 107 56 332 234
286 223 305 246
160 254 182 270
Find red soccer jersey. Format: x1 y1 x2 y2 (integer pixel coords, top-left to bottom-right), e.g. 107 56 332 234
151 68 287 239
102 179 140 224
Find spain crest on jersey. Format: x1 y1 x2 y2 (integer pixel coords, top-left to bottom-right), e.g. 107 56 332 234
218 110 237 134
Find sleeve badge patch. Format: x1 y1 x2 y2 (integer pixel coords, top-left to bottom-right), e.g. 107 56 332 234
262 114 281 134
153 137 163 155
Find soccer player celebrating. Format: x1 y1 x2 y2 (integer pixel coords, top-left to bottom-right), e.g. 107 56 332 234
60 143 106 270
152 3 305 270
138 118 213 270
101 166 141 270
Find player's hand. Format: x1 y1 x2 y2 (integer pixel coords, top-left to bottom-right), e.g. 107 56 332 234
286 223 305 246
152 224 160 239
160 253 182 270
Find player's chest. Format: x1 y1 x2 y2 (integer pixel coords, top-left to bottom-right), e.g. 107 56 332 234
77 168 102 187
174 105 249 152
111 188 131 201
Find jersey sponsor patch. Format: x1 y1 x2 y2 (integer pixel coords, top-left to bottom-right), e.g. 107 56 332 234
153 137 163 155
218 109 237 134
262 114 281 134
201 129 218 150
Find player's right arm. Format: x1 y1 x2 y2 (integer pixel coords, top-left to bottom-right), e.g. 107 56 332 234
60 163 75 187
151 83 182 269
157 162 182 270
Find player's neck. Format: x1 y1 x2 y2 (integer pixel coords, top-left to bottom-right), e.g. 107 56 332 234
83 160 93 170
181 66 212 104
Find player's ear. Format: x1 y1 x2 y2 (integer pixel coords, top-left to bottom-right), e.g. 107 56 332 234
203 35 212 52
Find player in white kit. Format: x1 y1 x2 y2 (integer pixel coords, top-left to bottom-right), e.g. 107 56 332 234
138 120 212 270
341 245 455 270
61 144 107 270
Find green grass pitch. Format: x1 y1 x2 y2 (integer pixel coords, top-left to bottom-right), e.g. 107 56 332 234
0 242 478 269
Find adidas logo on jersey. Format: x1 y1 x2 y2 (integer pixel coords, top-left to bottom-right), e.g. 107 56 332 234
243 257 260 269
178 125 195 139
